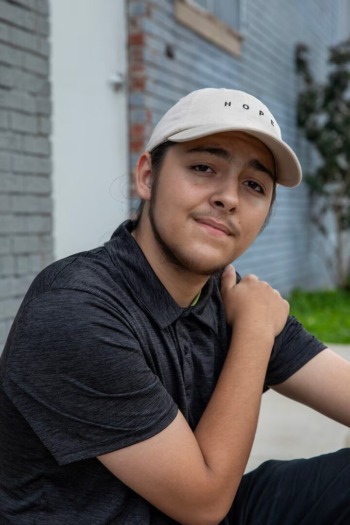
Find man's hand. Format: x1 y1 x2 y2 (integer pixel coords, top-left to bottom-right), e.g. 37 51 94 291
220 264 290 338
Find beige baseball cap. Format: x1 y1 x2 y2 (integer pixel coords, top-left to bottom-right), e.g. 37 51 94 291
146 88 302 187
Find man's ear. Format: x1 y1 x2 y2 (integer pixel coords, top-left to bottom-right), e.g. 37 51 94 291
135 152 153 201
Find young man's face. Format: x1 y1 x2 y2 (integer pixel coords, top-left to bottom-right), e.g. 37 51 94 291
137 131 276 276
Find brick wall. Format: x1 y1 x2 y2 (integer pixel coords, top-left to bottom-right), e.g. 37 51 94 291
0 0 52 346
127 0 341 294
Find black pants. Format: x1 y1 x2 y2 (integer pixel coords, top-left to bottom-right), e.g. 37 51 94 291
228 449 350 524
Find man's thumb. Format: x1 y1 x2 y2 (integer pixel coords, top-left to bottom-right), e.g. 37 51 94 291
221 264 237 290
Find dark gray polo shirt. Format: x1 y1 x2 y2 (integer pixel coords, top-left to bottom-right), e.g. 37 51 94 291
0 220 326 524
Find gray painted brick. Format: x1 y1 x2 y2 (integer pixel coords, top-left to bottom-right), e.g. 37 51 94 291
13 69 50 97
37 35 50 56
0 254 15 276
15 254 30 274
0 110 8 129
14 0 36 10
29 253 41 272
22 10 36 32
0 42 23 67
0 215 15 234
0 2 17 26
40 251 52 269
11 235 35 254
20 174 51 193
0 235 10 254
23 51 49 76
14 274 34 295
0 151 11 171
11 234 49 254
0 172 12 191
12 194 40 213
37 157 51 175
15 253 42 275
33 77 49 95
37 79 50 97
37 115 50 134
12 69 43 94
10 25 38 52
13 214 52 234
21 94 37 114
0 193 10 212
0 2 43 34
36 195 50 213
0 91 36 114
22 135 50 155
13 69 33 92
38 233 52 252
8 173 23 192
0 64 14 88
9 112 38 133
12 195 51 214
35 0 49 16
0 276 16 298
0 296 21 318
35 96 50 115
0 131 22 151
0 318 12 346
0 0 52 336
36 14 49 36
0 21 9 42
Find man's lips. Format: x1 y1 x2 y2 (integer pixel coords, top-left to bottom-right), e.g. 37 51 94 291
195 218 237 236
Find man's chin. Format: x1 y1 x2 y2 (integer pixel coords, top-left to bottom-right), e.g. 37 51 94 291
169 256 230 277
149 212 235 275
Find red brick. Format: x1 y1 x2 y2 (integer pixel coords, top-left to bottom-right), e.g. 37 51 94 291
128 33 144 46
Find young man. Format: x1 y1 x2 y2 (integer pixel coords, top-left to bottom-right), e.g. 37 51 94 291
1 88 350 525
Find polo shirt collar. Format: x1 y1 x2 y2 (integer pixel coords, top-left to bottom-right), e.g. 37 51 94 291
106 220 217 330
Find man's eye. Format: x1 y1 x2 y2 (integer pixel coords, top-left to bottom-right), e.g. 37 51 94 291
244 180 264 193
191 164 214 174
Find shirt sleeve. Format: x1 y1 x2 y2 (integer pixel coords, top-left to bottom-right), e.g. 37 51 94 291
3 289 178 465
264 315 327 389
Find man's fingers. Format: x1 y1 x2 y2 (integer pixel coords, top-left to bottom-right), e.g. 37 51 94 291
221 265 236 291
244 274 259 282
221 265 236 280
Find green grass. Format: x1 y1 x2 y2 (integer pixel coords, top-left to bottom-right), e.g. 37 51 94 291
288 288 350 344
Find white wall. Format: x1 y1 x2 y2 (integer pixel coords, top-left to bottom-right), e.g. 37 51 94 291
50 0 129 259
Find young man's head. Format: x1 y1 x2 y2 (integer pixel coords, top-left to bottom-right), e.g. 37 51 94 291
133 88 302 278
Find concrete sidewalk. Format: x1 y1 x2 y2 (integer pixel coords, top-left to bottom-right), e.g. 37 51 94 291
246 344 350 472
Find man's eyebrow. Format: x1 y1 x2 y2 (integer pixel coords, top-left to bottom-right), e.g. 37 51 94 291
248 159 275 181
186 146 231 160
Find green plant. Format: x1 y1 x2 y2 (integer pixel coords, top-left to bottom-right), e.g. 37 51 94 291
289 288 350 344
295 40 350 288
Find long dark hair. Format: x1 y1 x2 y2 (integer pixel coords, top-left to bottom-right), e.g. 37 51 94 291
135 141 176 223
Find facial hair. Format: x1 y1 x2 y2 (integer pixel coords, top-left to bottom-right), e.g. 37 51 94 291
148 196 228 277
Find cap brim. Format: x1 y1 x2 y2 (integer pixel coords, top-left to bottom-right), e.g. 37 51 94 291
168 125 302 188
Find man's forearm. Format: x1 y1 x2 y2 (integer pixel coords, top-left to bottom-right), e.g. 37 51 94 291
194 328 274 519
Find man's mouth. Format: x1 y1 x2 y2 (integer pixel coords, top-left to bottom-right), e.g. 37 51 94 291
195 217 238 237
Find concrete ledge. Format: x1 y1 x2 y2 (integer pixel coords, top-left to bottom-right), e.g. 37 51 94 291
246 345 350 472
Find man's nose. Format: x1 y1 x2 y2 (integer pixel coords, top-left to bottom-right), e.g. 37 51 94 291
210 180 239 213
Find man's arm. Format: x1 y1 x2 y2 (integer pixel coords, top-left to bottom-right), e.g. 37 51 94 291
272 348 350 427
98 267 290 525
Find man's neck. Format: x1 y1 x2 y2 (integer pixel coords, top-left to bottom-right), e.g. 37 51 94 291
132 221 208 308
